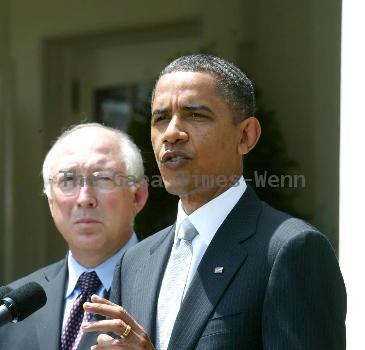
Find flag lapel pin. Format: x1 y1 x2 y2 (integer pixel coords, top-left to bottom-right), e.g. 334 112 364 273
214 266 224 274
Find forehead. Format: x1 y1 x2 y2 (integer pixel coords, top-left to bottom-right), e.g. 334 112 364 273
51 128 123 172
153 71 223 106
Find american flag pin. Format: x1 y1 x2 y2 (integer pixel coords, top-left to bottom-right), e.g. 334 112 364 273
214 266 224 274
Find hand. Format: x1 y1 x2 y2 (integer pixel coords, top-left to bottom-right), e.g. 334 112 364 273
82 294 155 349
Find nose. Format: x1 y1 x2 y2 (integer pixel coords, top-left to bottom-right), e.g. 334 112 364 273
76 184 97 208
163 115 188 144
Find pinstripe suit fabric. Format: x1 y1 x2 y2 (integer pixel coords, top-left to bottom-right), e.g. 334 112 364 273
110 186 346 350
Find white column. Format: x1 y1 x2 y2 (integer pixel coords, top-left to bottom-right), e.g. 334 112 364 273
340 1 365 348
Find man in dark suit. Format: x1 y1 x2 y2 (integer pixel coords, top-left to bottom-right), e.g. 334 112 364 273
0 123 148 349
83 54 346 349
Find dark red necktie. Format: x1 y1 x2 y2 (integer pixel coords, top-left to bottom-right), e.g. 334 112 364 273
60 271 101 350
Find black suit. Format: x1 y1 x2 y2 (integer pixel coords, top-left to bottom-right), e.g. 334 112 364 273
110 186 346 349
0 257 101 350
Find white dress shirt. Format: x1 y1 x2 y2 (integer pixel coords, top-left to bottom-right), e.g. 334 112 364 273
62 233 138 329
174 176 246 298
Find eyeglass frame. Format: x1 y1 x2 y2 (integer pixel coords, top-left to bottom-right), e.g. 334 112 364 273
48 169 138 196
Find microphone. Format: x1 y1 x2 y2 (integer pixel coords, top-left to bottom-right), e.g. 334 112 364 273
0 286 13 299
0 282 47 327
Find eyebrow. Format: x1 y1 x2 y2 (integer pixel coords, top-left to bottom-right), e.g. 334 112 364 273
151 104 214 117
151 107 169 117
182 103 213 114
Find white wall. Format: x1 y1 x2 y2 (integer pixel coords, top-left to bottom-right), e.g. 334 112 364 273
340 1 365 348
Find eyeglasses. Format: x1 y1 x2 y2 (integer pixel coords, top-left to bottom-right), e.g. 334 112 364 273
49 170 137 196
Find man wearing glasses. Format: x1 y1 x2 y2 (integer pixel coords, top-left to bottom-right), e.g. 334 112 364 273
0 123 148 350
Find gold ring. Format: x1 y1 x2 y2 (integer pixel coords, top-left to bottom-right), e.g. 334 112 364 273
122 324 132 338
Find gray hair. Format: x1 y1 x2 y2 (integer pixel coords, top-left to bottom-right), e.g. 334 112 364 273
42 123 144 198
152 54 256 123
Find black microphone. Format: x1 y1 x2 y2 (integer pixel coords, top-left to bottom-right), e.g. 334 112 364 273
0 282 47 327
0 286 13 299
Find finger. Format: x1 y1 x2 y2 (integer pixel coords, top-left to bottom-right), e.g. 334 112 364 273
91 334 117 350
97 333 115 342
82 319 138 342
90 294 115 305
83 300 144 336
97 333 124 345
91 333 125 349
91 338 124 350
83 301 122 320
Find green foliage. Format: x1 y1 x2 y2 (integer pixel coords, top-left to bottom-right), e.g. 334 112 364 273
243 93 303 217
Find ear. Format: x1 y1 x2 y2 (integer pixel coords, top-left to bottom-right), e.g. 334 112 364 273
133 179 149 215
237 117 261 155
48 197 55 218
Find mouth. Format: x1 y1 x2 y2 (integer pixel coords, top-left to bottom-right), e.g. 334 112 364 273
74 218 100 224
161 151 191 168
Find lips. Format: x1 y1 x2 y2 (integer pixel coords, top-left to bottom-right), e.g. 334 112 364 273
160 151 192 168
74 217 100 224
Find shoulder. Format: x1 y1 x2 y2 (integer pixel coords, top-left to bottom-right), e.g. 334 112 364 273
259 202 319 239
235 188 335 266
234 185 318 245
8 259 66 289
257 202 337 267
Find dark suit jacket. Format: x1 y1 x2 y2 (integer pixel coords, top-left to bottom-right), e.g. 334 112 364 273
0 257 101 350
110 186 346 349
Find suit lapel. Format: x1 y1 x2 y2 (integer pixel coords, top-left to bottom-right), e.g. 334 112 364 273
36 259 68 350
168 186 262 349
34 257 112 350
127 226 175 343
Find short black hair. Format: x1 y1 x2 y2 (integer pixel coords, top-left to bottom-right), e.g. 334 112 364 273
152 54 256 123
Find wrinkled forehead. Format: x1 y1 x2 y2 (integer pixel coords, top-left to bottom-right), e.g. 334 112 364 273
49 128 124 174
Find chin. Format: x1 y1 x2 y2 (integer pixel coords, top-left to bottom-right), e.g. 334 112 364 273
162 172 194 190
74 233 102 247
164 181 200 198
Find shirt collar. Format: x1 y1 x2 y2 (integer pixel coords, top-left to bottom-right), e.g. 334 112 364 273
65 232 138 298
175 177 246 246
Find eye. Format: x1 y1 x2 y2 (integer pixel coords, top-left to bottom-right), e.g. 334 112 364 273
64 175 75 182
151 114 169 125
56 172 76 189
189 112 205 120
93 171 113 182
90 171 115 191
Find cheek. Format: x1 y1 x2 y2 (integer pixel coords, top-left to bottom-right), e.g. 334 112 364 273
214 129 239 153
51 199 73 220
102 192 135 216
195 132 223 157
151 131 163 153
196 134 238 171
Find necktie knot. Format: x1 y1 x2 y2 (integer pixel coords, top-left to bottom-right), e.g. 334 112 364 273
77 271 101 294
177 218 198 242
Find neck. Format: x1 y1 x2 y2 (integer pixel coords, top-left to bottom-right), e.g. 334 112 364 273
180 179 238 214
70 246 122 268
72 254 107 269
